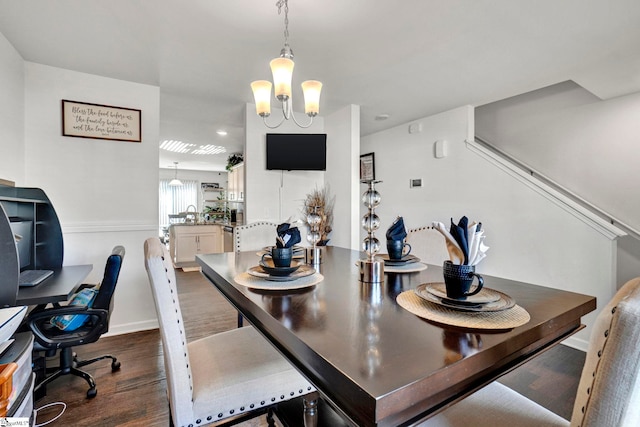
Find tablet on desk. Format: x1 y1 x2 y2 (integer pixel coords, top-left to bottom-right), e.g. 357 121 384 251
18 269 54 287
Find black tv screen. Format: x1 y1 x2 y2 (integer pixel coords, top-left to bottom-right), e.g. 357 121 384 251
266 133 327 171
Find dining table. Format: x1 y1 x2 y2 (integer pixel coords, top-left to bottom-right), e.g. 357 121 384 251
197 246 596 427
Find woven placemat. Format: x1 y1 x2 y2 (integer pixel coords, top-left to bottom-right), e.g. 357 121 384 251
234 272 324 291
384 262 428 273
397 290 530 330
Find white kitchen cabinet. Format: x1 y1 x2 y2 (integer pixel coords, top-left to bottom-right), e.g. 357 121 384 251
169 225 222 264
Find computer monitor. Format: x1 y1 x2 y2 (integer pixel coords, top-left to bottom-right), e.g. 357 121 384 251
9 220 32 271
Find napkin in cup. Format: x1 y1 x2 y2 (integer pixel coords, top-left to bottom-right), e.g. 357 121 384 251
276 222 301 248
386 216 408 241
432 216 489 266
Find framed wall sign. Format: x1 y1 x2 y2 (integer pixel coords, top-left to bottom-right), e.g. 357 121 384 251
360 152 376 181
62 100 142 142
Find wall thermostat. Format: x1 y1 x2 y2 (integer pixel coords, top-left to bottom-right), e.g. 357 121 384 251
410 178 422 188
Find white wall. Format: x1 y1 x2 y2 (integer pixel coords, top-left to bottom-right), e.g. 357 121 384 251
324 104 360 249
476 81 640 234
0 31 24 184
361 106 617 350
24 63 161 334
244 104 325 227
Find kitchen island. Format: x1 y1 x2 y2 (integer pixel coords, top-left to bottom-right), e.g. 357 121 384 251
169 224 223 265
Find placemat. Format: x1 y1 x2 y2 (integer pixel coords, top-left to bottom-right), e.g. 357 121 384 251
234 272 324 291
384 262 428 273
397 290 530 330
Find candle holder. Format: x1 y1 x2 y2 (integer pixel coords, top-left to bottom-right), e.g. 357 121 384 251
305 205 323 265
358 180 384 283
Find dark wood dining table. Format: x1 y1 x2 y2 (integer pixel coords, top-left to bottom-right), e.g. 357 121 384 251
197 246 596 427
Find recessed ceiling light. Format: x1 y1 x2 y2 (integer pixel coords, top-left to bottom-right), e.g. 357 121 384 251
216 130 228 136
374 114 390 121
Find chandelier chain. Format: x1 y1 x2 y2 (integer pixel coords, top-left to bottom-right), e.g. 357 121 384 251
276 0 290 48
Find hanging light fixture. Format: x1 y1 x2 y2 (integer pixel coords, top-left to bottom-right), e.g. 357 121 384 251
169 162 183 186
250 0 322 129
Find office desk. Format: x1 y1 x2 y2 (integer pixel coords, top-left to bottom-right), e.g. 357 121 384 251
17 264 93 306
197 247 596 427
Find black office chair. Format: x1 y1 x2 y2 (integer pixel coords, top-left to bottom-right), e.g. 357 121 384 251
28 246 125 398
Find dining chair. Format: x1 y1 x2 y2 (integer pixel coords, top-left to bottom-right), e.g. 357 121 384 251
233 221 278 252
406 226 449 265
143 237 318 427
233 221 278 326
420 276 640 427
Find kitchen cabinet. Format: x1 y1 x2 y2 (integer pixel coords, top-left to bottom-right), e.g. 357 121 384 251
169 224 222 264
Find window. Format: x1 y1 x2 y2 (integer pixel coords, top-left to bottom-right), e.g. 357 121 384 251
159 179 198 235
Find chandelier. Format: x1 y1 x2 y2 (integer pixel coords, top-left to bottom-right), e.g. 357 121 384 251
250 0 322 129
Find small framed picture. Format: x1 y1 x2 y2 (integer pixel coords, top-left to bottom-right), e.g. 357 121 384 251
360 152 375 182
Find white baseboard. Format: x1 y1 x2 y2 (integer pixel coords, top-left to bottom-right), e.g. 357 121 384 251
561 335 588 353
104 319 159 337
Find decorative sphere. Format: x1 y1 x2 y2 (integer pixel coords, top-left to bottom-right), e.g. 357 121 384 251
362 189 381 208
361 213 380 232
306 212 322 226
362 236 380 255
307 231 321 245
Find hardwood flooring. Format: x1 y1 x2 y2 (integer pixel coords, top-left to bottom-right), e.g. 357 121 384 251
32 269 585 426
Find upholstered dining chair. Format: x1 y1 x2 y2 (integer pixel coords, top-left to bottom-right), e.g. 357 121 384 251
233 221 278 252
233 221 278 326
143 237 318 427
420 276 640 427
406 226 449 265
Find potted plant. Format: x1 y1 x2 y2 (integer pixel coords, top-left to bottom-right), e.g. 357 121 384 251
226 153 243 171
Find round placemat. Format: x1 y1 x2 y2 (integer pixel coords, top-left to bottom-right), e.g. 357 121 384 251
234 271 324 291
397 290 530 330
384 262 428 273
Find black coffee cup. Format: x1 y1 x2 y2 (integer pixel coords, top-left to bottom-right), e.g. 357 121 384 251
387 239 411 260
262 247 293 268
442 260 484 299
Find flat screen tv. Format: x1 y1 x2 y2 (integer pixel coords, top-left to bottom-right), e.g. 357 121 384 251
266 133 327 171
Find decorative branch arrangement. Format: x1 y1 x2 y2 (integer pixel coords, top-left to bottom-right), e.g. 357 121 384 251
302 186 335 246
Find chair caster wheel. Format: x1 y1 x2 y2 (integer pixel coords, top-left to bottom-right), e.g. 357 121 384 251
111 361 121 371
87 388 97 398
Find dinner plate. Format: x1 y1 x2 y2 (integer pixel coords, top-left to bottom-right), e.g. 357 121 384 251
259 259 301 276
376 254 420 266
426 282 501 305
248 264 316 282
414 283 516 312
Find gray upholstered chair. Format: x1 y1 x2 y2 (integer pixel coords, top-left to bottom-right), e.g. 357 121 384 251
233 221 278 252
406 226 449 265
143 237 317 427
420 276 640 427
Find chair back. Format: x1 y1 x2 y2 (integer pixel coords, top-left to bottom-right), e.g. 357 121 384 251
92 246 125 323
144 238 194 425
571 276 640 427
406 226 449 265
233 221 277 252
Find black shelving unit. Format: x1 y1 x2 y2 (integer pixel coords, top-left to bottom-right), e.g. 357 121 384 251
0 185 64 307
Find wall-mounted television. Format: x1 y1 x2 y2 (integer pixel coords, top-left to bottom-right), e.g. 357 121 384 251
266 133 327 171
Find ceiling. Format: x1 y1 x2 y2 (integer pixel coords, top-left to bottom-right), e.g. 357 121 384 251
1 0 639 172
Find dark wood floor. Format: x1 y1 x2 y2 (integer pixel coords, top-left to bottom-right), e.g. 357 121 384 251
32 269 585 426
